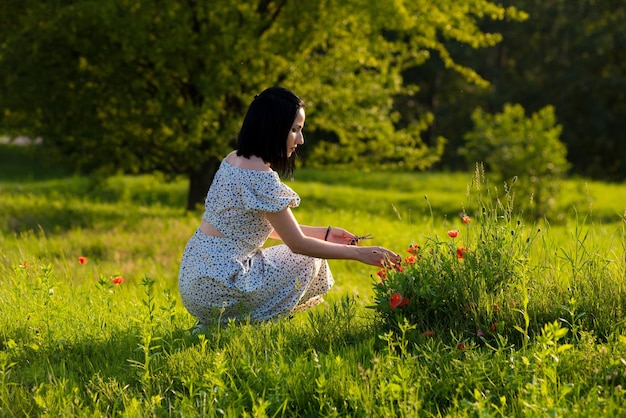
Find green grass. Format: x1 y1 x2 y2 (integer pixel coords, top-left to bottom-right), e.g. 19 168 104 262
1 144 626 416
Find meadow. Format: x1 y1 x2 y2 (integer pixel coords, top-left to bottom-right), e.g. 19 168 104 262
1 144 625 416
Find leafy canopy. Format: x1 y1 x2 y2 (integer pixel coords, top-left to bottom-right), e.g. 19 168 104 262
0 0 520 207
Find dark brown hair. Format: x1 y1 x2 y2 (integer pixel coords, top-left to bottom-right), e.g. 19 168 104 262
236 87 304 178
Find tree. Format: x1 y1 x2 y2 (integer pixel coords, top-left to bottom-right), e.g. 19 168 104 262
484 0 626 181
0 0 520 209
435 0 626 179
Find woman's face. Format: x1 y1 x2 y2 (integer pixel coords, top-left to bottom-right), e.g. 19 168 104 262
286 107 305 157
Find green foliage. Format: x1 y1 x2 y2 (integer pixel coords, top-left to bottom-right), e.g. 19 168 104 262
369 166 626 351
483 0 626 181
462 104 570 218
0 0 523 207
397 1 626 183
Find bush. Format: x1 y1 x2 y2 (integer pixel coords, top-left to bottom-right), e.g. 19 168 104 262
369 172 535 346
369 166 625 348
461 104 570 219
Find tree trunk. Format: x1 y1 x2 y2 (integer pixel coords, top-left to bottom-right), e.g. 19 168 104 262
186 157 220 211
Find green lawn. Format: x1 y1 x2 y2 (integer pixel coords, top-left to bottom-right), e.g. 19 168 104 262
1 144 626 416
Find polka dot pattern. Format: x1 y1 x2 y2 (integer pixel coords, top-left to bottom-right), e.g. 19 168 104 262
178 159 334 324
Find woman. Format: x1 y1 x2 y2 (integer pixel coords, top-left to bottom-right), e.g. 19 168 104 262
178 86 401 325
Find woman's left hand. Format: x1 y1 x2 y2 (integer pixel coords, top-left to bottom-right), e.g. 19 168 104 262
326 227 359 245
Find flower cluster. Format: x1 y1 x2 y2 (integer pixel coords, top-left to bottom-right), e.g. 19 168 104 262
369 219 485 338
370 243 424 319
368 210 528 348
447 228 468 259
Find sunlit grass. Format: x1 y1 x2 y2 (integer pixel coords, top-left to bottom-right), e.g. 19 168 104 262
1 144 626 415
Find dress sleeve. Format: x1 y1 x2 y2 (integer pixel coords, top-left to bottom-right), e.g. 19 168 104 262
242 174 300 213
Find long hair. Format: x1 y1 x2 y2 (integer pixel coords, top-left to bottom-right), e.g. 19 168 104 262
236 87 304 178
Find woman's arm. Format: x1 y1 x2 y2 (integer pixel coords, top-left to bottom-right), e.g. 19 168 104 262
268 229 283 240
300 225 357 244
269 225 356 244
299 225 329 240
266 208 400 267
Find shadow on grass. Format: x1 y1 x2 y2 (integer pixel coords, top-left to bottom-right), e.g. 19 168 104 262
1 145 188 234
2 326 194 414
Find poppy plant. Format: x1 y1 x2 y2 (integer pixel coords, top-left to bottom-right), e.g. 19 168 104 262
78 256 88 265
407 244 420 255
112 276 124 285
457 246 467 259
405 255 417 265
462 215 471 224
389 292 404 309
448 230 459 238
376 269 387 280
390 292 410 309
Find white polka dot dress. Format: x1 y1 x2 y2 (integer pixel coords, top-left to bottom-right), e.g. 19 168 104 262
178 159 334 324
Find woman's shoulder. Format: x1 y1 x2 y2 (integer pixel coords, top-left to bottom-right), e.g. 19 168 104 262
223 151 272 173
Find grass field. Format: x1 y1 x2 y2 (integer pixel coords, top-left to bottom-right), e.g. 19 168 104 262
1 144 626 416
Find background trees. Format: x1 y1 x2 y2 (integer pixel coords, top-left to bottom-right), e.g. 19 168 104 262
484 0 626 181
0 0 518 209
423 0 626 181
1 0 624 211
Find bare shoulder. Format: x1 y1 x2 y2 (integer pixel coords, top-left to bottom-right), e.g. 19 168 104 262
225 151 271 172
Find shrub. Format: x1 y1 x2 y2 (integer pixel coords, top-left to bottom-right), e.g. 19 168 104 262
369 203 534 345
369 166 625 348
461 103 570 219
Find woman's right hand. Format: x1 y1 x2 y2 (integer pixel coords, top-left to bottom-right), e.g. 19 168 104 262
357 246 401 268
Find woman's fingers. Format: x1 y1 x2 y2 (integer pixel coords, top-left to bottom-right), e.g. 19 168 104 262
370 247 401 267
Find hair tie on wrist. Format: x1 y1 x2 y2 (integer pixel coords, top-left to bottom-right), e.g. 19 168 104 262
324 226 331 241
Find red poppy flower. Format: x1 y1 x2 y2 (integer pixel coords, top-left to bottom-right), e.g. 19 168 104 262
78 256 88 265
448 230 459 238
376 269 387 280
457 246 467 259
490 322 498 332
407 244 420 255
493 305 501 313
112 276 124 285
422 330 435 337
399 297 410 307
457 342 467 351
405 255 417 265
389 292 403 309
462 215 471 224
